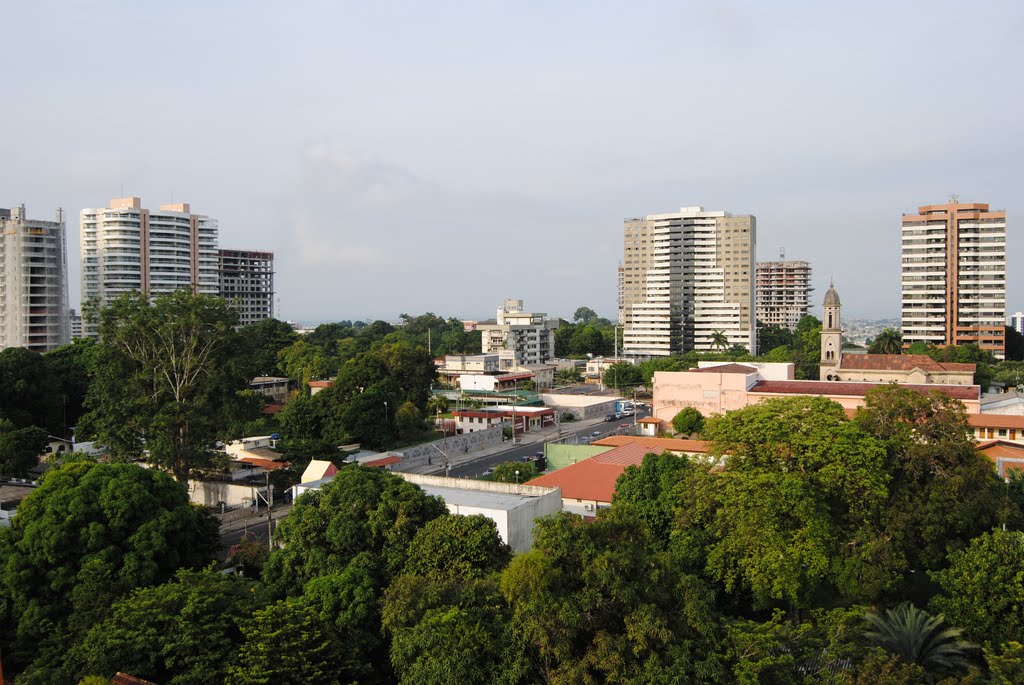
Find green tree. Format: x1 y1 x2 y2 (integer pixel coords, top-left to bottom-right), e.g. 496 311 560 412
613 452 691 547
930 530 1024 646
570 325 606 356
395 400 424 442
907 341 931 355
276 392 326 442
602 361 643 390
700 397 891 608
277 339 332 386
863 603 976 676
984 641 1024 685
300 555 389 684
868 328 904 354
555 367 583 384
573 306 598 324
0 420 47 477
854 385 1006 578
262 465 446 594
672 406 705 435
43 337 100 434
383 575 525 685
756 323 796 357
0 346 62 434
80 291 253 482
227 599 347 685
66 569 263 685
0 461 218 674
489 461 537 484
794 315 823 380
404 515 513 580
710 330 730 352
500 510 730 684
240 318 299 377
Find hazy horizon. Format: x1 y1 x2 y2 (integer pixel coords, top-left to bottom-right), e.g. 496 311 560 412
4 1 1022 324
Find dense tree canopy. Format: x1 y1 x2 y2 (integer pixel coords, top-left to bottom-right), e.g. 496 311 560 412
0 461 218 674
602 361 643 390
403 515 512 580
240 317 298 377
262 465 447 594
80 291 255 482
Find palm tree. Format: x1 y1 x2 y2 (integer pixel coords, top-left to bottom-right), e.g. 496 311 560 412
868 328 904 355
710 330 729 352
864 603 976 675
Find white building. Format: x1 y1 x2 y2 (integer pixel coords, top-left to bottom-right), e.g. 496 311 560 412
901 201 1006 358
1012 312 1023 335
620 207 756 357
0 206 70 352
80 197 219 334
219 249 274 326
477 299 559 365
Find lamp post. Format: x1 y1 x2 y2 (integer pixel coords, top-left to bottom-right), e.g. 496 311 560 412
515 469 520 485
383 401 389 423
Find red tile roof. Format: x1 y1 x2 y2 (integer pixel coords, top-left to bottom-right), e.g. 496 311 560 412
526 442 691 503
238 456 289 471
968 414 1024 429
363 455 403 467
308 380 334 388
689 363 758 374
839 354 975 373
592 436 711 453
637 417 662 424
750 380 979 401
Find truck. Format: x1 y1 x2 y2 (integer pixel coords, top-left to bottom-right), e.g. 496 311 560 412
614 400 634 416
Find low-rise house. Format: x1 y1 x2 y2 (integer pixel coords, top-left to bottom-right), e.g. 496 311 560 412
826 354 975 385
250 376 291 404
453 406 555 434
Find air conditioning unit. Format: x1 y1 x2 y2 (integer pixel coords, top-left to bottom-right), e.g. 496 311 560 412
584 503 595 511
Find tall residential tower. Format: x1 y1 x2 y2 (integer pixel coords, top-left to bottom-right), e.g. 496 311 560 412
756 259 813 330
81 197 219 332
0 206 70 352
620 206 755 356
900 201 1006 358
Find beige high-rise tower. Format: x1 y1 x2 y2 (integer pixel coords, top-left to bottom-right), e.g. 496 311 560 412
0 205 70 352
900 201 1006 358
620 206 756 356
756 259 813 330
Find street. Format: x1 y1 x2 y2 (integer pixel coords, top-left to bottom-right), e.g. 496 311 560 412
447 406 651 478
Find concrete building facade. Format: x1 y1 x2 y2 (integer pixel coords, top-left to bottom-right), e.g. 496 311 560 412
477 299 558 365
756 259 812 330
1012 312 1023 335
901 201 1006 358
81 197 218 333
218 249 274 326
620 206 755 357
0 206 70 352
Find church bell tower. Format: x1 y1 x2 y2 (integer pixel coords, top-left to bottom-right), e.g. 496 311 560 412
820 282 842 381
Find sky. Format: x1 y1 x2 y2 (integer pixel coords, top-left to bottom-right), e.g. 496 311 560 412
3 1 1022 324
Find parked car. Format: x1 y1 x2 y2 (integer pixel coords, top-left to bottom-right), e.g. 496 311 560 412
604 414 617 422
482 467 494 477
590 430 602 438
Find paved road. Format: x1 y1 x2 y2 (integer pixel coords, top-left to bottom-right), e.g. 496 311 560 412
219 502 292 554
448 407 651 478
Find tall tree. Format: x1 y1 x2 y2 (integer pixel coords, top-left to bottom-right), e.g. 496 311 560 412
863 603 976 677
572 306 598 324
0 461 218 675
66 569 264 685
262 465 447 595
602 361 643 390
43 337 100 434
403 515 513 580
930 529 1024 647
0 420 47 477
239 317 298 377
80 291 253 482
0 347 62 434
868 328 904 355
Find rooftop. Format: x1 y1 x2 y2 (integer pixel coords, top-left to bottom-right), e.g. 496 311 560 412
751 380 979 401
839 354 975 373
688 363 757 374
592 435 711 453
527 442 677 502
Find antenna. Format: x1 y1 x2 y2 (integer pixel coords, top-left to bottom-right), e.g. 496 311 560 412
950 193 959 204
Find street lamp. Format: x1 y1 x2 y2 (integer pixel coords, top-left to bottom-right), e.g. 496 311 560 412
383 401 389 423
515 469 520 485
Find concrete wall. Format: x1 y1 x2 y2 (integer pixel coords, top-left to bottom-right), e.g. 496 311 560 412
544 443 613 471
395 473 562 552
653 370 755 421
393 427 503 471
189 479 270 508
541 393 620 420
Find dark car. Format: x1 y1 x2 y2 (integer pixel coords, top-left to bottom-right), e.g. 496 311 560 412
604 414 617 422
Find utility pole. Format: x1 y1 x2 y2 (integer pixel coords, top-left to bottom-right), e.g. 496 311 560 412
266 470 273 550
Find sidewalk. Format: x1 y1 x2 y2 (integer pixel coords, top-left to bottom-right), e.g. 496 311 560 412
402 416 605 476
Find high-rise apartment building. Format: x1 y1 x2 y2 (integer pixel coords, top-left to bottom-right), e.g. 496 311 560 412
0 206 70 352
900 201 1006 358
477 299 559 365
219 249 275 326
756 260 812 330
1011 312 1023 335
620 206 755 356
81 197 219 332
